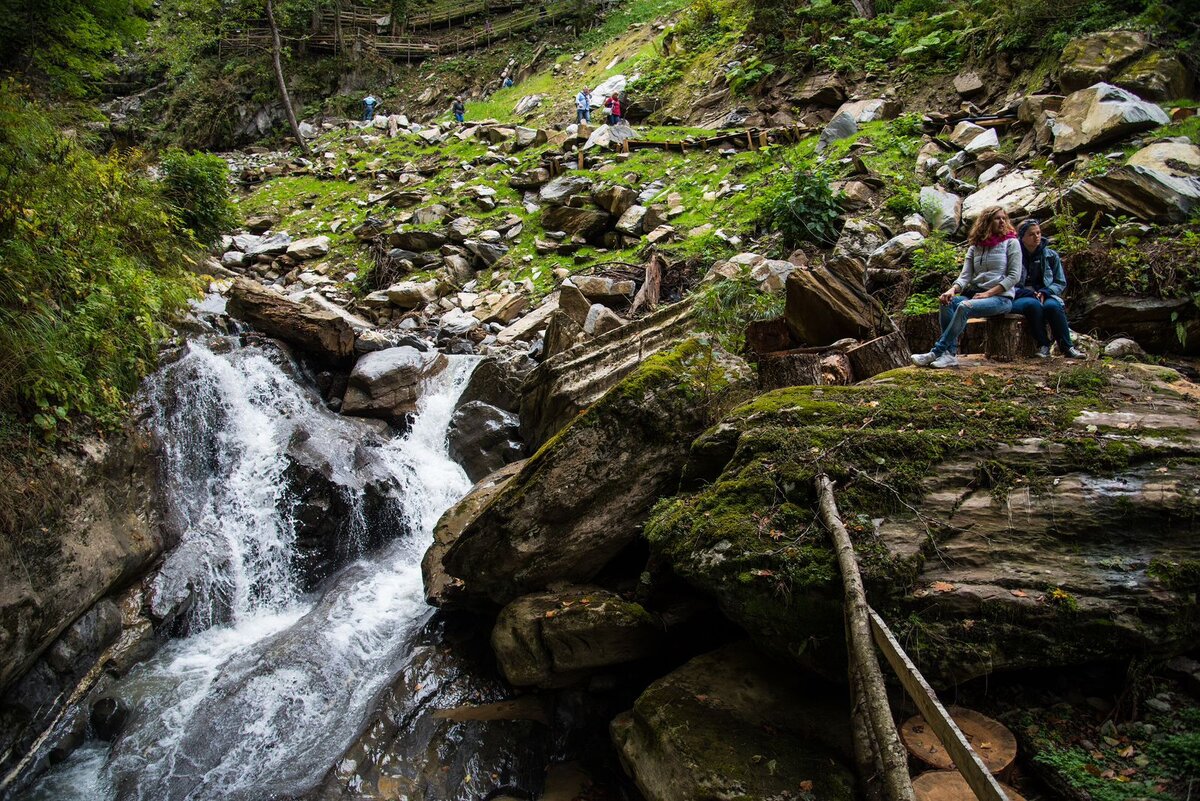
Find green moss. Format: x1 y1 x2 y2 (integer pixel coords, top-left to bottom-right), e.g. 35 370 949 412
1148 558 1200 592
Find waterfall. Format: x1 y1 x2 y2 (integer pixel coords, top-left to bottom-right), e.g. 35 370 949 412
22 338 478 801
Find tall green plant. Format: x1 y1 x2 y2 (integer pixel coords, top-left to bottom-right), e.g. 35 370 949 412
160 148 238 245
761 165 843 249
0 84 201 435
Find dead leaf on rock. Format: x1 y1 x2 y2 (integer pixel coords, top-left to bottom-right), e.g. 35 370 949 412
931 581 956 593
1011 589 1028 597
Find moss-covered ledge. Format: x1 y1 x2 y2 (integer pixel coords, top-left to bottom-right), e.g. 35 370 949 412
646 363 1200 683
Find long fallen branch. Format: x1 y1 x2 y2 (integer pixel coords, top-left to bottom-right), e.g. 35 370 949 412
816 473 915 801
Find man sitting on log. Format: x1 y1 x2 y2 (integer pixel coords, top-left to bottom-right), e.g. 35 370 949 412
1013 218 1086 360
911 206 1021 369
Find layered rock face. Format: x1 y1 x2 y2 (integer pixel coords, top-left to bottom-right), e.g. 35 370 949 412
424 339 752 610
646 364 1200 686
0 430 165 695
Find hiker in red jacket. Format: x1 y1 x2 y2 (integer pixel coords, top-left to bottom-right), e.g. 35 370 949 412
603 92 621 125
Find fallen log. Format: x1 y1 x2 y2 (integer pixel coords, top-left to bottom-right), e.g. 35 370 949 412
816 474 915 801
758 350 821 389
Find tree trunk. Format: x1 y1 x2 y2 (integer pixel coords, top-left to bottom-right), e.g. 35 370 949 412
267 0 310 155
816 474 915 801
847 332 910 382
758 350 821 390
849 0 876 19
983 315 1036 362
629 253 663 317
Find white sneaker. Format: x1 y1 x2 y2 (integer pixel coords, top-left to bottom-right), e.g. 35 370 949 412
911 351 938 367
1035 345 1051 359
930 353 959 369
1063 346 1087 359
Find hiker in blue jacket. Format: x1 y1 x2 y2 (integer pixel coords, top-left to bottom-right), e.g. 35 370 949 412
1012 219 1086 359
362 94 378 121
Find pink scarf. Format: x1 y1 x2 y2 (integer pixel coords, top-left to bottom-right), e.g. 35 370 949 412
978 230 1017 248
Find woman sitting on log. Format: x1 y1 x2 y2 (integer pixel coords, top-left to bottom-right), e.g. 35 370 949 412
1013 219 1086 359
912 205 1021 369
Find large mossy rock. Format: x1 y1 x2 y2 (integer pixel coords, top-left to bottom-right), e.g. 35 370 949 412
646 365 1200 685
429 339 752 609
610 642 856 801
491 586 660 687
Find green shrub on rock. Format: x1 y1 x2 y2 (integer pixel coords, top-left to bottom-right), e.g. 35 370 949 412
160 148 238 245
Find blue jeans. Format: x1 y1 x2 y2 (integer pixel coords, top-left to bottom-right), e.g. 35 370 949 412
934 294 1013 355
454 112 464 123
1012 295 1073 349
363 106 375 121
577 108 590 123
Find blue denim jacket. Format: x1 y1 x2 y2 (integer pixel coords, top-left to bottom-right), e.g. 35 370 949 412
1020 238 1067 298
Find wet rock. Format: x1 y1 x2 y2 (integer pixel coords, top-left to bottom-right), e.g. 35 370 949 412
311 616 554 801
341 346 448 421
448 401 525 483
430 340 752 608
1059 31 1150 93
611 643 855 801
226 278 356 362
1051 83 1170 154
491 587 659 687
455 356 529 414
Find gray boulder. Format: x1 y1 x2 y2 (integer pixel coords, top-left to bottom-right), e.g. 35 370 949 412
1051 83 1170 154
541 205 611 238
448 401 525 483
1115 51 1193 101
341 347 448 421
389 230 448 252
919 186 962 234
539 175 593 205
285 236 330 261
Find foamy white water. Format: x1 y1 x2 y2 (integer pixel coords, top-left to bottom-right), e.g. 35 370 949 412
22 340 478 801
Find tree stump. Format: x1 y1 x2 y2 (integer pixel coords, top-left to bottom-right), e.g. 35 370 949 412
901 707 1018 776
912 772 1026 801
758 350 821 389
901 312 941 355
959 318 987 355
984 315 1037 362
847 332 911 382
745 318 797 357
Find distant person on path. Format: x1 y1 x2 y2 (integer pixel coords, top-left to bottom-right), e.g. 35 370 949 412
1013 218 1086 359
362 94 378 121
503 74 514 88
452 96 465 123
911 205 1022 369
603 92 621 125
576 87 591 123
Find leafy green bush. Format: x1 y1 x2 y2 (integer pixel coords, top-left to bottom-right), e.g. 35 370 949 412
0 84 201 436
160 148 238 245
760 166 842 249
726 56 776 94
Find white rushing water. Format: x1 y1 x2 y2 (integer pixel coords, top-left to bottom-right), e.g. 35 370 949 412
23 338 477 801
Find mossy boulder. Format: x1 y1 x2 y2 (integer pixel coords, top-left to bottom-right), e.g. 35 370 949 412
490 586 660 687
647 365 1200 685
430 339 752 609
1059 31 1150 93
611 642 856 801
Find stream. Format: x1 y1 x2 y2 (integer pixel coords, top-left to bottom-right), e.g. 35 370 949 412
22 324 478 801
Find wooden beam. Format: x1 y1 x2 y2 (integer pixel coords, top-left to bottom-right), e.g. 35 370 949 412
868 610 1011 801
817 476 915 801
